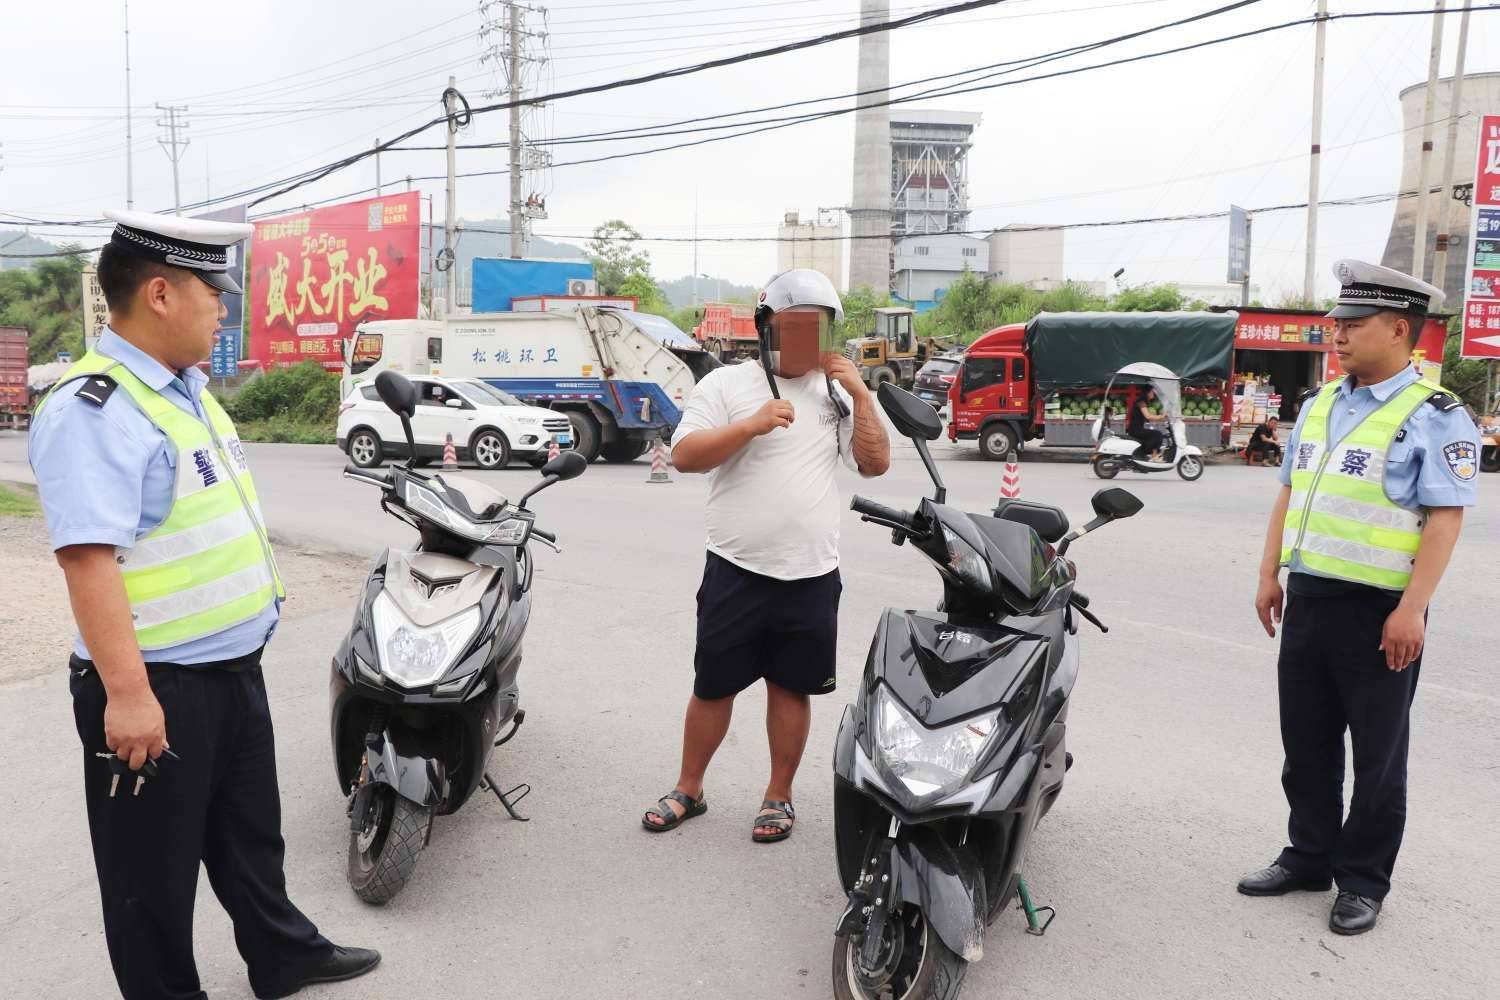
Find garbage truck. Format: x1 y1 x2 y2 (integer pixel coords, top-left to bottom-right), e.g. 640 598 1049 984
341 306 719 463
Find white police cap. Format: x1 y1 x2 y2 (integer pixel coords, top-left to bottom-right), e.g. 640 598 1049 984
102 209 254 294
1327 258 1443 319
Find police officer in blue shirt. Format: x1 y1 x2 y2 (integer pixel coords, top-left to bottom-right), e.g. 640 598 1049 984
29 210 379 999
1237 260 1480 935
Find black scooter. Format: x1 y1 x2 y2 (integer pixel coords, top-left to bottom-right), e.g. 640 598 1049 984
330 371 586 904
831 383 1142 999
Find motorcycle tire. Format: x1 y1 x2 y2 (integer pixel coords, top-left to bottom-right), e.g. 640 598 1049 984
1482 445 1500 474
1092 456 1120 480
831 905 966 1000
347 786 432 905
1177 455 1205 481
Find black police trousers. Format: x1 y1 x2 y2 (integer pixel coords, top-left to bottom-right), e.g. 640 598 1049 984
70 654 332 1000
1274 578 1422 900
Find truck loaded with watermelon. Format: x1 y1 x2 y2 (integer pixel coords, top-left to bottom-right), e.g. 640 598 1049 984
947 311 1238 460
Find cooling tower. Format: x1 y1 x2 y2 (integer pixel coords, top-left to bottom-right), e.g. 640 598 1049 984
1381 71 1500 302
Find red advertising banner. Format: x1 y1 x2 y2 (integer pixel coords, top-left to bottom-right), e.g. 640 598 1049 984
1234 310 1446 380
249 192 420 370
1461 113 1500 359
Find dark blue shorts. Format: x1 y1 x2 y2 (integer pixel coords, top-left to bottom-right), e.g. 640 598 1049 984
693 552 842 700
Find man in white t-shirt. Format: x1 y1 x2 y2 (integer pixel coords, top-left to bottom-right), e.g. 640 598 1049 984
641 270 891 843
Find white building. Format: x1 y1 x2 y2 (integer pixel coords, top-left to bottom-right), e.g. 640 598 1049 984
893 234 988 302
987 225 1065 288
776 211 845 293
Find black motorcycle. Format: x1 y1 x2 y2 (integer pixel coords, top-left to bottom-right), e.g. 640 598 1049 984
832 383 1142 998
330 371 586 904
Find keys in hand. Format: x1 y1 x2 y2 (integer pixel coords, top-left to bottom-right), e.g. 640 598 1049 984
95 748 178 798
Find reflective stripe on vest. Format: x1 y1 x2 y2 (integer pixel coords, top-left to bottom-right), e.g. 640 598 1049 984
37 351 284 649
1279 376 1442 591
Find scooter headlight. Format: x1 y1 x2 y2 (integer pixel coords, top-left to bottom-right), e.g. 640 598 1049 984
873 686 1001 803
370 591 480 688
940 524 992 595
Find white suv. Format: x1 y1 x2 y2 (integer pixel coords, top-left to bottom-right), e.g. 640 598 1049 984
338 376 573 470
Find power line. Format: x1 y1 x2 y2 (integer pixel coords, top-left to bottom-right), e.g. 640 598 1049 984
243 0 1013 208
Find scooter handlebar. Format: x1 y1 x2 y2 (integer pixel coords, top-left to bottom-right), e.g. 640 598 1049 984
343 465 392 487
850 495 914 530
532 527 557 544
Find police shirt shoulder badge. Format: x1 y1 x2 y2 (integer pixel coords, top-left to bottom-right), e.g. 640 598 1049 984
1442 440 1477 481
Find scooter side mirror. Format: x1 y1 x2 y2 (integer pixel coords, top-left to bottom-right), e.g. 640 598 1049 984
1057 489 1144 556
519 450 587 507
877 382 943 442
1091 488 1143 521
375 371 418 419
542 451 587 481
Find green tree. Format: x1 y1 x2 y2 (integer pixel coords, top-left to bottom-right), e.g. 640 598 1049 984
587 220 652 294
1108 284 1184 312
0 250 88 363
617 272 667 313
835 285 893 344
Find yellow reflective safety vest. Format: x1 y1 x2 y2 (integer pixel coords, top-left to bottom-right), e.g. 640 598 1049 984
37 351 284 650
1280 376 1450 591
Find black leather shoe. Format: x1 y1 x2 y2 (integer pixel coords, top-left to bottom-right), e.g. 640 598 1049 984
258 946 382 998
1329 891 1382 935
1236 863 1333 896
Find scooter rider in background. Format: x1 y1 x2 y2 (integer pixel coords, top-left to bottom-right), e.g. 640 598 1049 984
1128 386 1167 461
640 269 890 843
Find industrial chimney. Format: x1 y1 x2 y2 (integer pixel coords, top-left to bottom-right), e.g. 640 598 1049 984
847 0 892 294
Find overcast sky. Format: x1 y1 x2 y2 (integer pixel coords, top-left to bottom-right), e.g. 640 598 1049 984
2 0 1495 299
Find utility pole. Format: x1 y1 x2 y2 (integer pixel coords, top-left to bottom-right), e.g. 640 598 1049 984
375 138 382 195
1303 0 1328 302
124 0 134 209
1431 0 1473 298
1412 0 1447 280
155 104 190 216
692 193 699 306
482 0 548 259
508 2 523 259
443 77 458 315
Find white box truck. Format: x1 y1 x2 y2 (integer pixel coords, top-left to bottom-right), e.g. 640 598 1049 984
342 306 719 462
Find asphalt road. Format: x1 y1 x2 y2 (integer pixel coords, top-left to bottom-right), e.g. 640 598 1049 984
2 428 1497 1000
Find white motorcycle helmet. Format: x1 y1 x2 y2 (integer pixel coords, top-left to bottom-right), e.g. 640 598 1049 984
754 268 844 374
754 268 850 418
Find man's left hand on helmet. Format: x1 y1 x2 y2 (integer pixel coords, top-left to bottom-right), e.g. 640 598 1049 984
821 354 869 402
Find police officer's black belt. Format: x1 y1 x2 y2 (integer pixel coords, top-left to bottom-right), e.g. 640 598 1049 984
70 645 265 677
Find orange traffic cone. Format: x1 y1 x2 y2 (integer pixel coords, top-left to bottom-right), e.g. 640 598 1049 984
443 433 458 470
999 450 1020 500
647 436 671 484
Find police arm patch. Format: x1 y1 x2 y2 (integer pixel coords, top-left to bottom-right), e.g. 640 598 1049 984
1442 440 1478 481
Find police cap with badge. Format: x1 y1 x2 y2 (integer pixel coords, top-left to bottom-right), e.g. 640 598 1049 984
103 209 253 294
1326 258 1442 320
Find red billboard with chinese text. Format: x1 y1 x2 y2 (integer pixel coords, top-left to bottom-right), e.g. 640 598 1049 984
249 192 420 370
1461 113 1500 359
1233 310 1446 380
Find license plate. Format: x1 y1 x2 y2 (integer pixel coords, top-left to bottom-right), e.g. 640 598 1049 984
555 434 572 446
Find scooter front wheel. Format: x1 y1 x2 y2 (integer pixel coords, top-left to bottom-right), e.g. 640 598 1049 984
1177 455 1205 481
1092 455 1121 479
832 904 966 1000
347 785 432 905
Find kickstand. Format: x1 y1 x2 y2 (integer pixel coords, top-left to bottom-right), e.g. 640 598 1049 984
480 772 532 822
1016 877 1056 936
